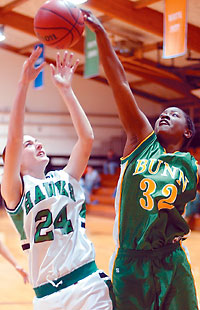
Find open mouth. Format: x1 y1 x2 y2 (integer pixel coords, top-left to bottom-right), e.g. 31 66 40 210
159 119 170 126
37 151 45 157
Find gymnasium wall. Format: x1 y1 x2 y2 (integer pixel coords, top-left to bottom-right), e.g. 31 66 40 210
0 49 162 161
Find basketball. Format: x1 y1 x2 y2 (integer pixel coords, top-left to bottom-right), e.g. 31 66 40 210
34 0 85 49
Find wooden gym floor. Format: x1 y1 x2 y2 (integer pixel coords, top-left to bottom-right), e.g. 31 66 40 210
0 207 199 309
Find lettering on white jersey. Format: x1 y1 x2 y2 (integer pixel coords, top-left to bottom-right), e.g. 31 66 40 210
25 181 76 215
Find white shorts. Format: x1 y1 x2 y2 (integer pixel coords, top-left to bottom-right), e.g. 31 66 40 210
33 270 114 310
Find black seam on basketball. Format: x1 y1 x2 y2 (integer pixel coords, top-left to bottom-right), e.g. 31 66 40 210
45 32 73 47
62 1 80 21
35 26 77 47
34 4 84 47
35 26 71 31
68 9 83 36
64 8 84 27
34 25 81 36
75 9 85 26
38 7 83 35
35 23 81 42
73 8 85 27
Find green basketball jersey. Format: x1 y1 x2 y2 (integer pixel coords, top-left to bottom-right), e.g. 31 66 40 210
112 131 198 253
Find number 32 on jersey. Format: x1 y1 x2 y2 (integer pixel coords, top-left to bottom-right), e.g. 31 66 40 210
139 178 177 211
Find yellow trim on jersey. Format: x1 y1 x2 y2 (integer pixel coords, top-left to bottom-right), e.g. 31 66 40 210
180 241 198 298
195 160 199 187
111 160 129 281
121 131 155 161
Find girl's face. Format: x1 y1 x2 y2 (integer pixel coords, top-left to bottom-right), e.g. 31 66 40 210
20 135 49 174
154 107 191 148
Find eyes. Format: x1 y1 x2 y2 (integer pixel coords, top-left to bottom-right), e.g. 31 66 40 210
172 113 179 118
24 140 34 148
160 112 180 118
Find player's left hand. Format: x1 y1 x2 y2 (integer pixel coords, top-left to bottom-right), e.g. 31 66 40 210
20 47 46 85
50 51 79 89
16 265 29 284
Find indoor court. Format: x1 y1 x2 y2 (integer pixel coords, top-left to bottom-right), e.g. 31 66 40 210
0 206 200 310
0 207 116 310
0 0 200 309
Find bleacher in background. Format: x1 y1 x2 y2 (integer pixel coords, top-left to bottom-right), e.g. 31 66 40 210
45 154 109 173
87 172 119 219
45 155 118 219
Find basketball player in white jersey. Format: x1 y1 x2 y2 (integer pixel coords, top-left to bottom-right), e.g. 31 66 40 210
1 47 115 310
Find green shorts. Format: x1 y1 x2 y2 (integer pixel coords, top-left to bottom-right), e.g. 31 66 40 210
112 242 198 310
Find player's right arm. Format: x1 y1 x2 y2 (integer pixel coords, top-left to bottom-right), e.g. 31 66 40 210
1 48 45 209
50 51 94 182
84 12 153 157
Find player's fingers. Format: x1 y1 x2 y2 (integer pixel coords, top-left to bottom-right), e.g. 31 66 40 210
35 63 45 76
81 9 91 16
23 276 27 284
56 52 61 70
83 14 95 29
24 275 29 284
82 9 93 23
50 63 56 76
63 50 68 66
66 52 73 68
29 47 42 64
72 59 79 73
37 61 46 72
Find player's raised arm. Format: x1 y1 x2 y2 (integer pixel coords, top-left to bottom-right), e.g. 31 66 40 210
84 11 153 156
1 47 45 209
50 51 94 181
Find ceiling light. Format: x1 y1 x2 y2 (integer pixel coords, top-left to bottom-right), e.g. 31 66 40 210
70 0 88 4
191 89 200 98
0 25 5 42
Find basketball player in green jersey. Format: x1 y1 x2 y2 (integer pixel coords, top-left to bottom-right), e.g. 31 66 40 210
84 11 199 310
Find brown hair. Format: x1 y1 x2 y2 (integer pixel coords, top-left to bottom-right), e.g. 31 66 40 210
2 146 6 163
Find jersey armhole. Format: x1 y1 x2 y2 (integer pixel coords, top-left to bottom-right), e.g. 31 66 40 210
121 131 156 164
5 177 25 214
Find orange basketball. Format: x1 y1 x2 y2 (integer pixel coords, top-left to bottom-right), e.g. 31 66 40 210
34 0 85 49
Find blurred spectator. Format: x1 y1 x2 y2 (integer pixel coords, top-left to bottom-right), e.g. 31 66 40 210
189 146 200 162
185 191 200 222
112 186 117 198
79 177 90 204
80 166 101 204
85 166 101 193
185 146 200 225
103 149 119 175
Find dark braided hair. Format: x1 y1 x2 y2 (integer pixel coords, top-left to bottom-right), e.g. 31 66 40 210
181 111 196 151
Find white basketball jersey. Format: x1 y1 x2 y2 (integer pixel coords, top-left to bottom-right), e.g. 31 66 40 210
6 170 96 288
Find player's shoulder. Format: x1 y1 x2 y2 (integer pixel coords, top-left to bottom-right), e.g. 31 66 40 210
46 169 66 178
46 169 80 185
121 131 157 164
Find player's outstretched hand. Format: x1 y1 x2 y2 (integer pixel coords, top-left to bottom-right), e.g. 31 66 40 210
82 10 104 33
20 47 46 85
50 51 79 89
